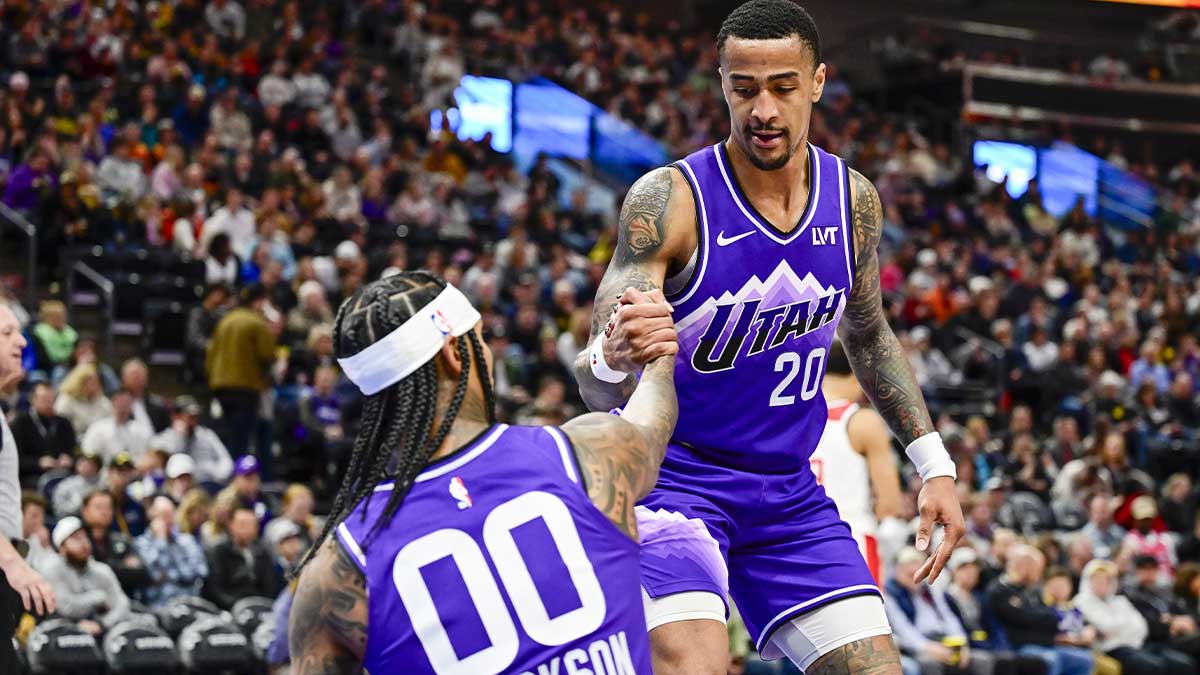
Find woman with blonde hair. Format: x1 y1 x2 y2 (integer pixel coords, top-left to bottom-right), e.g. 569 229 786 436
200 488 241 549
177 489 212 536
264 484 318 552
54 363 112 435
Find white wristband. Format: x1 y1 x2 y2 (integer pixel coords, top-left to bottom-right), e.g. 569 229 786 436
590 333 629 384
905 432 957 482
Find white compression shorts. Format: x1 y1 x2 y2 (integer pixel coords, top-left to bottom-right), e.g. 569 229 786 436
642 590 891 671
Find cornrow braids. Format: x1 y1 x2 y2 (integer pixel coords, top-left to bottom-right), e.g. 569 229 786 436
296 271 496 572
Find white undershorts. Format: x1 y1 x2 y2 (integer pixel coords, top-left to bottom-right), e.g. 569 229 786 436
642 589 891 671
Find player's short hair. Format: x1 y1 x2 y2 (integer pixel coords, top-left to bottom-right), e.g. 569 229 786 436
826 338 852 376
717 0 821 66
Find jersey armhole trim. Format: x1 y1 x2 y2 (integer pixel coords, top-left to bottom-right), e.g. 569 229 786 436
840 158 856 288
544 426 583 486
336 521 368 573
666 159 709 307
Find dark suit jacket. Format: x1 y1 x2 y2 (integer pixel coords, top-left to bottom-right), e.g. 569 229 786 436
136 394 172 433
9 411 76 484
203 540 279 610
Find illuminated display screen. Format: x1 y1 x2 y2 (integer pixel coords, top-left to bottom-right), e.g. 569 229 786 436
973 140 1036 198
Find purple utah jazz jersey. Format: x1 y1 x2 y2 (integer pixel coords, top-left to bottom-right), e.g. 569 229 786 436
336 424 650 675
667 142 855 473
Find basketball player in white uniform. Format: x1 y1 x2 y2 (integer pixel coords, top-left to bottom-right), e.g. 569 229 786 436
809 340 902 584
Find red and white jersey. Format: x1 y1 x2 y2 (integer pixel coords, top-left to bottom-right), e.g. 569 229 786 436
810 399 881 582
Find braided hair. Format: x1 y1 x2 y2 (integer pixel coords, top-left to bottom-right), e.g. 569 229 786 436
297 271 495 571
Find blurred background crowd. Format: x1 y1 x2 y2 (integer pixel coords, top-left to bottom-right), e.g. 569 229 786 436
1 0 1199 673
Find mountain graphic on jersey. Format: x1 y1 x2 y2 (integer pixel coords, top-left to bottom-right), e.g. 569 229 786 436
674 259 847 374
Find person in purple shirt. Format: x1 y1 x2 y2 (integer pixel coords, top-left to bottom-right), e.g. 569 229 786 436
289 271 677 674
2 150 56 214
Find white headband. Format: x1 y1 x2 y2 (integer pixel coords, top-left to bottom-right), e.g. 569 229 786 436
337 285 481 396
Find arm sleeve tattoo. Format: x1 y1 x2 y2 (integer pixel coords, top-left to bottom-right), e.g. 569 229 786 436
290 540 368 675
837 169 935 446
573 167 674 412
563 356 677 539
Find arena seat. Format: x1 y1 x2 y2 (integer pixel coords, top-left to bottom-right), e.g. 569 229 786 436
155 596 221 638
103 618 180 673
230 596 275 636
177 616 255 672
24 618 104 674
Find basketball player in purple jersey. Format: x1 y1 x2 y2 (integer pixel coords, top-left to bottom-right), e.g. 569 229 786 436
289 271 678 674
574 1 966 672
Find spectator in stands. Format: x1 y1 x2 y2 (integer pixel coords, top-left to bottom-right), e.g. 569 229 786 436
80 389 154 464
1075 558 1191 675
945 547 1049 674
206 283 277 462
96 138 147 206
163 454 196 501
54 363 112 436
51 338 120 394
202 187 257 257
885 546 992 674
135 495 208 608
1160 474 1197 535
299 365 347 457
204 232 241 287
151 395 233 485
264 484 317 555
1064 535 1096 587
177 489 211 538
186 283 232 377
201 488 241 549
266 520 305 576
2 148 55 217
104 454 147 537
1124 496 1177 583
21 492 53 571
221 455 269 521
30 300 77 372
1166 373 1200 431
120 358 170 433
1082 495 1126 559
10 381 76 487
80 486 149 597
286 281 333 347
39 516 131 637
204 506 278 610
52 449 102 518
1179 517 1200 565
987 545 1093 675
1124 554 1200 666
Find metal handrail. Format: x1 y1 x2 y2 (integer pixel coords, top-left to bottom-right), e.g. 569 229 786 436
0 202 37 307
67 260 115 357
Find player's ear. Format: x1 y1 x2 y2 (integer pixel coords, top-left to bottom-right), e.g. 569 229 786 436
811 62 826 103
439 336 464 377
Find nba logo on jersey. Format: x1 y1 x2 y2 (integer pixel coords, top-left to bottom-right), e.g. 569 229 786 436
448 476 472 509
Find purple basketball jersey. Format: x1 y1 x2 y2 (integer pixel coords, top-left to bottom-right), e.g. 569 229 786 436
336 424 651 675
667 142 855 473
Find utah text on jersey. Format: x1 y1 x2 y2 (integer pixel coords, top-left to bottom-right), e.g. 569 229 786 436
675 260 847 374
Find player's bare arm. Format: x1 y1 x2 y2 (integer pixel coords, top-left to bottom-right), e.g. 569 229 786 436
840 168 964 583
573 167 694 412
563 354 677 539
848 409 904 520
290 539 368 675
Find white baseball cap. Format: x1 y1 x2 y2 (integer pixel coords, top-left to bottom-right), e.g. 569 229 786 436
52 516 85 550
166 453 196 479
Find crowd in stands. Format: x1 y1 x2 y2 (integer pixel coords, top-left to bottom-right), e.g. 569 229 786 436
0 0 1199 673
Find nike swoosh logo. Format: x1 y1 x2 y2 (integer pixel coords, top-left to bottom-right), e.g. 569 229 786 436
716 230 756 246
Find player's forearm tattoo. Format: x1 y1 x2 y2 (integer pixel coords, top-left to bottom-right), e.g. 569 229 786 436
567 357 677 539
575 168 674 412
839 170 935 446
808 634 903 675
290 541 368 675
